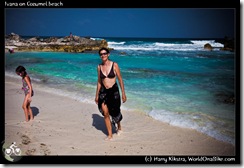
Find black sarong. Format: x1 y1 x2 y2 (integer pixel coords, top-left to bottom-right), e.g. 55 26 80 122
98 83 123 124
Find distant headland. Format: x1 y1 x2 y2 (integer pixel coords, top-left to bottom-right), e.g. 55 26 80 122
5 33 113 53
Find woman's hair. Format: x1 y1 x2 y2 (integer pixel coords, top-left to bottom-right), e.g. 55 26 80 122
98 47 110 55
16 65 27 77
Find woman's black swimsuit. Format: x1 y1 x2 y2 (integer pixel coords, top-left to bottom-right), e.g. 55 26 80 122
98 62 123 124
100 62 116 79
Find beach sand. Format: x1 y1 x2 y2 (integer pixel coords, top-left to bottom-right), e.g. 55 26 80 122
4 76 235 157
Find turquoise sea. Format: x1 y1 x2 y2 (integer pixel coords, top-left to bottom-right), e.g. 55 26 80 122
5 37 236 145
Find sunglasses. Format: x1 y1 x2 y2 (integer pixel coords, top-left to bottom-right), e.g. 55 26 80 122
100 52 108 56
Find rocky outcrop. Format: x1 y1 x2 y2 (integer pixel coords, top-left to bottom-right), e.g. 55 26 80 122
203 36 235 52
5 33 112 53
204 43 213 51
215 36 234 52
215 92 235 104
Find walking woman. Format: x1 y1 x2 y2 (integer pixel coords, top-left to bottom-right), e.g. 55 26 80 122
95 47 127 141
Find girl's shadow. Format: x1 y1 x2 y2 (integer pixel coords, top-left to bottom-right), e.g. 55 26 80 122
31 106 39 117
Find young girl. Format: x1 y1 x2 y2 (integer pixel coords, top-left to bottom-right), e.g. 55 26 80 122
15 65 34 122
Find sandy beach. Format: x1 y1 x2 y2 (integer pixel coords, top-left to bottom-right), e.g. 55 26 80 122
4 75 235 158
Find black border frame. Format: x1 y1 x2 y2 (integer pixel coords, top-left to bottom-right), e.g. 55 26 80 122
1 0 241 165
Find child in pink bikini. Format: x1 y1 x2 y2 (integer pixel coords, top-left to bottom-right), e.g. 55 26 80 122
15 66 34 122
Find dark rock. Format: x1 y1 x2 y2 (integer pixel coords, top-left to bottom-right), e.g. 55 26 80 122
120 52 127 55
215 92 235 104
204 43 213 51
215 36 234 52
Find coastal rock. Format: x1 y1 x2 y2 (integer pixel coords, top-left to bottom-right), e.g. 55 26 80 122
120 52 127 55
215 92 235 104
203 36 235 52
5 32 21 41
215 36 234 52
5 33 112 53
204 43 213 51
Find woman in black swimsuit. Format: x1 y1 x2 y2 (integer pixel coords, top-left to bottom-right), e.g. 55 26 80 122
95 47 127 141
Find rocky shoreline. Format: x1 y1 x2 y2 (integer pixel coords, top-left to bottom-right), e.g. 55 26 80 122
5 33 112 53
5 33 234 53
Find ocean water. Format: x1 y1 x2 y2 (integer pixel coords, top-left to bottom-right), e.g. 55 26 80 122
5 37 235 145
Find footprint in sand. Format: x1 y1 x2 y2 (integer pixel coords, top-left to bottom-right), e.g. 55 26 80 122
25 148 36 155
21 134 31 145
40 143 51 155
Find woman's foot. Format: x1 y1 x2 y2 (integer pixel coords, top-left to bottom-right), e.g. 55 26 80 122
116 129 122 136
116 122 122 136
104 136 113 141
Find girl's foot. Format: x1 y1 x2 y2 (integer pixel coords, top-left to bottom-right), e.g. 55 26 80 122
28 115 34 120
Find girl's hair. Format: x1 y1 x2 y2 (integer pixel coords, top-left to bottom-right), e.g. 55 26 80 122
98 47 110 54
16 65 27 77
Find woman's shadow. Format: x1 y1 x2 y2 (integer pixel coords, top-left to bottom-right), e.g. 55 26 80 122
31 106 39 118
92 114 117 135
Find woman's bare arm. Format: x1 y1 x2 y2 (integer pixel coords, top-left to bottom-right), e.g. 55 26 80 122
114 62 127 103
95 65 102 104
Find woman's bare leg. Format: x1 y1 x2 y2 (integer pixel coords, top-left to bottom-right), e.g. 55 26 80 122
101 103 113 140
117 122 121 131
116 122 122 135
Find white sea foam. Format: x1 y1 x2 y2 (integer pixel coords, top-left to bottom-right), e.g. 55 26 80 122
108 39 224 51
148 109 235 145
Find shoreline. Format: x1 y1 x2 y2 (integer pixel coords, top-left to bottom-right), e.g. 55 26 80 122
4 75 235 156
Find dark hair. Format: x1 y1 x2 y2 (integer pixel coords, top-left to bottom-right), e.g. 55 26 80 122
16 65 27 77
98 47 110 55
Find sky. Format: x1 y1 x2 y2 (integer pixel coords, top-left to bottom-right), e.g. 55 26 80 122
5 8 236 39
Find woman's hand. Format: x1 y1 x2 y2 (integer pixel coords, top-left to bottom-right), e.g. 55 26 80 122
122 93 127 103
95 96 99 105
